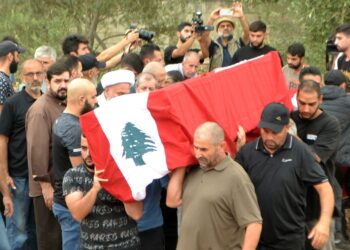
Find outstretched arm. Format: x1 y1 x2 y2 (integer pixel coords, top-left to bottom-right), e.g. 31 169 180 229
232 1 250 45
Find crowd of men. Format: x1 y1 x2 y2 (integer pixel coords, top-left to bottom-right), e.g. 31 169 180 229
0 2 350 250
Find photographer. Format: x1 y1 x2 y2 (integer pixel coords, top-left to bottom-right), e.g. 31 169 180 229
164 22 207 65
201 1 250 71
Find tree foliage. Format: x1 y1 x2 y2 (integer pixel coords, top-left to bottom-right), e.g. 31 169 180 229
0 0 349 72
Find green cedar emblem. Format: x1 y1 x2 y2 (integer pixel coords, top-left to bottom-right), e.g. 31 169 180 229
121 122 157 166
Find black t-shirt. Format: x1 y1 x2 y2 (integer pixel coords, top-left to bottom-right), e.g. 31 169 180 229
337 54 350 80
52 112 81 207
164 45 183 65
236 134 327 250
63 164 140 250
0 89 37 177
231 45 282 65
291 110 340 219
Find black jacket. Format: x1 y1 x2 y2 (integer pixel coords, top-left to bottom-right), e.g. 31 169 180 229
321 86 350 167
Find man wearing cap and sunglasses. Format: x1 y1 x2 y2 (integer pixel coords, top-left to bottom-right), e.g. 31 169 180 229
201 1 249 71
235 102 334 250
0 40 25 113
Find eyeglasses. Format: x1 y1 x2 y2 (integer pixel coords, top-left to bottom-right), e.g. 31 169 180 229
24 72 45 78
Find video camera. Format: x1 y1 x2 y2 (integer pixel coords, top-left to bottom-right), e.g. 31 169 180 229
129 24 155 42
192 11 214 33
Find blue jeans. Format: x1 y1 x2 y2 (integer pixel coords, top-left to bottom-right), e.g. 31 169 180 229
53 202 80 250
6 177 37 250
0 215 10 250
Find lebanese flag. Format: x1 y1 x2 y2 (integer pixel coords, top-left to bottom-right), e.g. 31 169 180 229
80 51 292 202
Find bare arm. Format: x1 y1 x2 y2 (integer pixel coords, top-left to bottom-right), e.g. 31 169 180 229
166 167 186 208
308 181 334 249
232 2 250 45
197 32 211 59
105 54 123 70
96 31 139 62
123 201 143 221
171 34 196 59
0 135 13 217
65 169 107 222
39 181 54 210
0 135 9 194
242 223 262 250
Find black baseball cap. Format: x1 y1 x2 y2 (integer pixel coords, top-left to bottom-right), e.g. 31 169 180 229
258 102 290 133
325 70 347 86
0 40 25 57
79 54 106 71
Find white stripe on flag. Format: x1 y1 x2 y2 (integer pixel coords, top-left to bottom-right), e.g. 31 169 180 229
94 92 169 200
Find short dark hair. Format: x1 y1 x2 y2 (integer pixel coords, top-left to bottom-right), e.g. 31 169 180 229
299 66 322 82
57 55 80 73
287 42 305 57
1 36 18 44
167 70 184 83
62 34 89 55
335 23 350 36
249 20 267 33
47 62 70 82
297 79 321 97
177 22 192 32
140 43 161 61
121 53 144 74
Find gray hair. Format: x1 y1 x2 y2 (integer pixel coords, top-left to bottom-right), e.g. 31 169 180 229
34 46 57 61
183 51 200 62
136 72 158 88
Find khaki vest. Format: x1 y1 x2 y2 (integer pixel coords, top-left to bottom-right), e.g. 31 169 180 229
209 39 239 71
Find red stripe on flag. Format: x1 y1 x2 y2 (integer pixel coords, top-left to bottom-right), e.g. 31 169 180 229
80 111 134 202
148 51 291 169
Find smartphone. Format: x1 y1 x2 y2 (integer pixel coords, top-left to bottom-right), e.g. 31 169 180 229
220 9 233 16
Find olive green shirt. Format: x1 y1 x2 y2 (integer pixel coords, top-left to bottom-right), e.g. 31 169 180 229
177 155 262 250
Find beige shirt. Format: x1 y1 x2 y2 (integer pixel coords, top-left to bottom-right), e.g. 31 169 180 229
177 156 262 250
26 91 66 197
282 65 302 90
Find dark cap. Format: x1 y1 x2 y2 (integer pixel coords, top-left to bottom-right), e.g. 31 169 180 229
325 70 347 86
258 102 290 133
79 54 106 71
0 40 25 57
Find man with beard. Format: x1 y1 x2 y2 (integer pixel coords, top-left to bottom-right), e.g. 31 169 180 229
0 40 25 113
334 23 350 81
164 22 204 65
26 62 71 250
231 20 282 65
283 42 306 90
62 134 143 249
52 78 97 250
236 102 334 250
167 122 262 250
291 80 341 250
201 1 249 71
78 54 106 85
97 69 135 106
0 59 44 250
